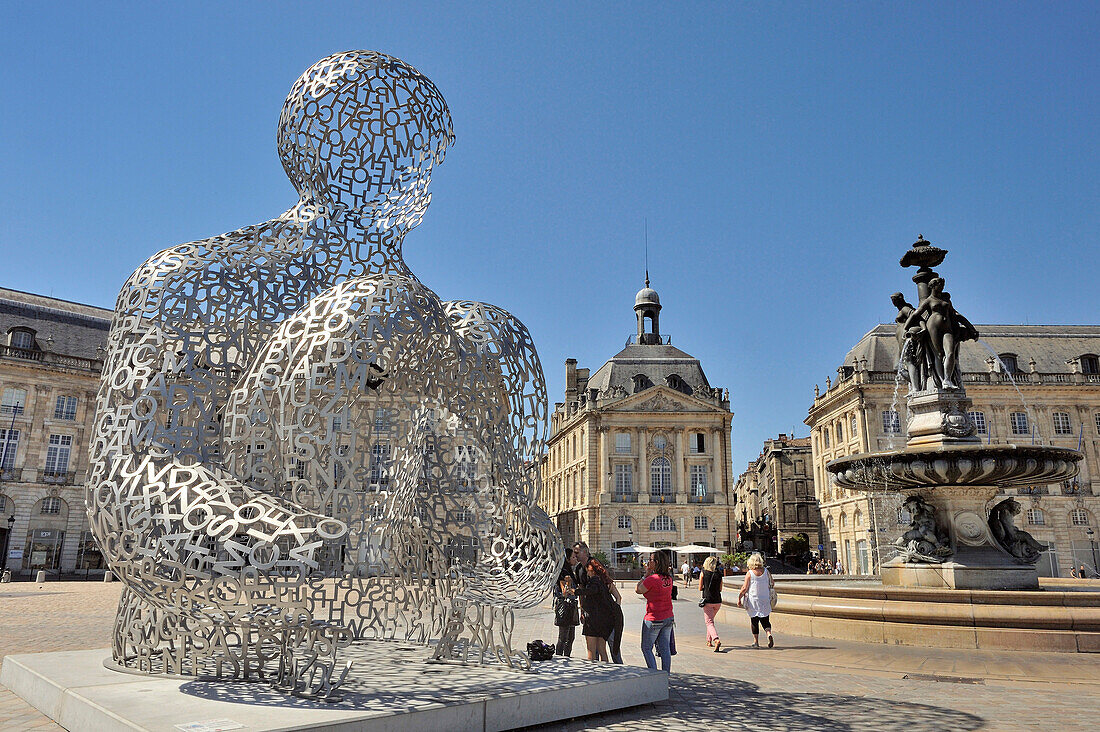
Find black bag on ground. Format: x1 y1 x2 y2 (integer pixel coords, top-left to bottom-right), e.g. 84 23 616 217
527 640 555 662
671 584 679 600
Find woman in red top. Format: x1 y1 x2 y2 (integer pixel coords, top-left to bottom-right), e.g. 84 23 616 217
634 551 675 671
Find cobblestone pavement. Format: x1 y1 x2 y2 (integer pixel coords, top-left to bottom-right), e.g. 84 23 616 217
2 579 1098 730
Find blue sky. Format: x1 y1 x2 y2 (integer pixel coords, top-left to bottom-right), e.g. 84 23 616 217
2 2 1098 471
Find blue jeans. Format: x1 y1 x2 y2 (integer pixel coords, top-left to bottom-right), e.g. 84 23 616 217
640 617 674 671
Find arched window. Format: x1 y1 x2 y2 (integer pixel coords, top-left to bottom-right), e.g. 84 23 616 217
1026 508 1044 525
1082 354 1100 375
665 373 691 395
8 327 36 351
824 428 830 448
1070 508 1091 526
836 422 843 441
650 515 675 531
617 515 632 529
694 515 708 530
854 510 863 527
650 457 672 499
632 374 653 393
826 515 834 530
839 512 848 528
999 353 1019 374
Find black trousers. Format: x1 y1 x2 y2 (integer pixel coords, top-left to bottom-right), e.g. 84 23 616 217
556 624 576 656
750 615 772 634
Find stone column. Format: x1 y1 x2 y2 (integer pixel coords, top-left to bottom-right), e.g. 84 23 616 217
598 427 609 502
638 428 647 500
674 428 685 502
711 428 722 504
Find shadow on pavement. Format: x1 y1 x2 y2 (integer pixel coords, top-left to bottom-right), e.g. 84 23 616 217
523 672 985 732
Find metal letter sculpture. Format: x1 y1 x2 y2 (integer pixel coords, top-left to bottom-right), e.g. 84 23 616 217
86 51 561 698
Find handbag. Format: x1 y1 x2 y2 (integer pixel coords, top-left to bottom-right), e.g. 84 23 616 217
770 587 779 610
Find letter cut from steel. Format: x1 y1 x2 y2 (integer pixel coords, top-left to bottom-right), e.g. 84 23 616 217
86 50 562 698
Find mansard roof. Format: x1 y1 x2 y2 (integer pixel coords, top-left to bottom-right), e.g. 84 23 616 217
844 323 1100 374
0 287 111 360
586 343 711 396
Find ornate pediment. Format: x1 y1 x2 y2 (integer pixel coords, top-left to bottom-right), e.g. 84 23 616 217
606 386 719 413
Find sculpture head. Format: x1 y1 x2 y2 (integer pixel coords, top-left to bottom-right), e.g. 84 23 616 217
890 292 911 310
278 51 455 226
929 277 946 295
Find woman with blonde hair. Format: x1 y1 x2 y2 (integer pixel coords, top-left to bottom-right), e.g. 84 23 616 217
737 553 775 648
698 555 724 651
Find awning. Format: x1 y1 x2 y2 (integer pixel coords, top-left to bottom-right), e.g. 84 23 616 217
669 544 721 554
612 544 661 553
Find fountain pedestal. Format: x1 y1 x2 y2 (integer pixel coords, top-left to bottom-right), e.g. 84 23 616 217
880 484 1039 590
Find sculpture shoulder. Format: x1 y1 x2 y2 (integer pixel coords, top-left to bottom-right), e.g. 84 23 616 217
119 214 309 304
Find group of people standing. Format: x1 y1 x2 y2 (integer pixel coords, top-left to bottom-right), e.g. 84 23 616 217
807 557 843 574
553 544 778 671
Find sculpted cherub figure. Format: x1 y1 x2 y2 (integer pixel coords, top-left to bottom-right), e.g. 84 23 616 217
86 51 560 695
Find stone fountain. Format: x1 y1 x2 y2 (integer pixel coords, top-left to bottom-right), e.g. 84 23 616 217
827 237 1082 590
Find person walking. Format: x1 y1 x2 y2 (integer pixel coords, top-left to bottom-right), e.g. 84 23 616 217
552 554 579 656
737 553 775 648
681 560 691 587
698 555 724 652
636 551 675 671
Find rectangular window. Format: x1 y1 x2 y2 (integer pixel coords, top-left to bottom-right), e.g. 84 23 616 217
1096 413 1100 436
617 515 631 529
54 396 78 421
1052 412 1072 435
615 432 631 454
0 428 19 469
797 505 809 524
455 444 477 488
693 515 708 530
690 433 705 453
1 388 26 415
41 496 62 514
370 442 391 487
881 410 901 434
614 464 633 494
373 408 390 433
1026 508 1045 525
795 459 805 474
1010 412 1029 435
689 465 708 497
968 411 987 434
784 504 796 523
44 434 72 475
857 540 870 574
850 415 858 437
292 459 307 480
795 479 806 496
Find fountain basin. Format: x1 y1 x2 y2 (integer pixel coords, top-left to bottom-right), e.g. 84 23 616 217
827 443 1082 490
723 577 1100 653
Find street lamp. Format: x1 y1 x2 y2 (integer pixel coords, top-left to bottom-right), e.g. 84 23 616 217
2 514 14 575
711 526 717 550
1087 527 1097 576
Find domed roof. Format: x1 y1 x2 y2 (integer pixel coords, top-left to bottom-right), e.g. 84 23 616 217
635 286 660 308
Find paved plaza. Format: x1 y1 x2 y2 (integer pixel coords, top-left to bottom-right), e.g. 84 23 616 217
1 579 1098 731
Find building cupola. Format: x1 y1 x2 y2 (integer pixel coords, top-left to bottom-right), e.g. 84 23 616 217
634 273 662 345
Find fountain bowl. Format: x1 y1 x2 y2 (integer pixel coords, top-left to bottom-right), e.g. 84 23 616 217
827 443 1082 491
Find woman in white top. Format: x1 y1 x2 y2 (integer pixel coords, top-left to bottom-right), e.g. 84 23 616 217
736 553 775 648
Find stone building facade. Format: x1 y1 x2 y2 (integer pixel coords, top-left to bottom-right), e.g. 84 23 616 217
733 435 817 556
0 288 110 576
539 282 734 564
806 324 1100 577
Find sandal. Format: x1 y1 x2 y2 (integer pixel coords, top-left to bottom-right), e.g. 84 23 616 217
713 640 721 652
768 635 774 648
